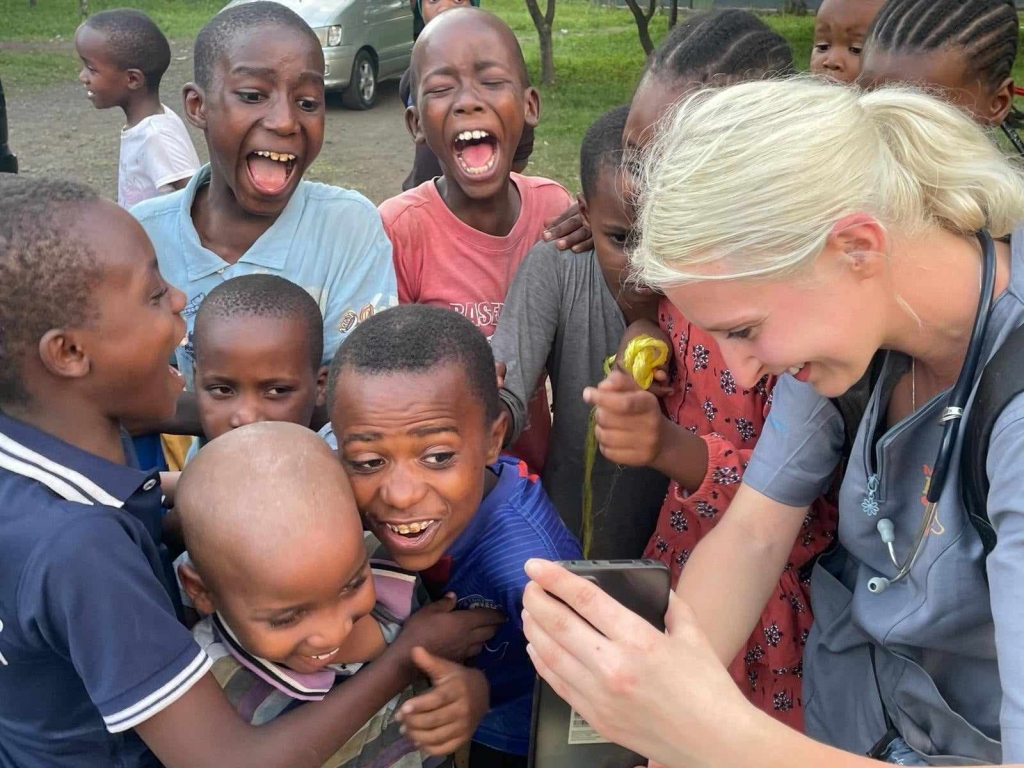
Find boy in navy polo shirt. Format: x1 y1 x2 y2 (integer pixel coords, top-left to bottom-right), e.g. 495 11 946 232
327 305 582 767
0 177 501 768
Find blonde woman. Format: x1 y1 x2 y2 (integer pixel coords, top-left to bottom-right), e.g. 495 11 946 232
523 78 1024 767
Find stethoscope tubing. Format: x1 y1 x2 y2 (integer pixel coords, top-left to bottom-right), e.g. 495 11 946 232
868 230 996 593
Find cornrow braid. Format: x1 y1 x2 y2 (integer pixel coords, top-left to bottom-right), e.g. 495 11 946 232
645 9 795 87
867 0 1018 91
867 0 1022 150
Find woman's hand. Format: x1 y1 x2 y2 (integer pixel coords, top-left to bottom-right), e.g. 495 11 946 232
521 559 750 768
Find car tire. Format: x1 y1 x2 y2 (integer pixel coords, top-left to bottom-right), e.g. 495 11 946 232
342 50 378 110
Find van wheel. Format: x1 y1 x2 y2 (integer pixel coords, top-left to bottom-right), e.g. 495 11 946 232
342 51 377 110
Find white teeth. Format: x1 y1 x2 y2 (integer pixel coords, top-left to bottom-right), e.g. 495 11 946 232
386 520 436 535
788 365 805 376
254 150 296 162
308 647 339 661
456 130 490 142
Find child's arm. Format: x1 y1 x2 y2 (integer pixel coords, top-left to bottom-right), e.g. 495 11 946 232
135 596 506 768
331 614 388 664
585 371 709 493
542 194 593 253
491 243 563 446
395 647 490 757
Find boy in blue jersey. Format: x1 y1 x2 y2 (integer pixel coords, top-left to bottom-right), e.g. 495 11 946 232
130 2 397 434
0 177 501 768
327 305 582 767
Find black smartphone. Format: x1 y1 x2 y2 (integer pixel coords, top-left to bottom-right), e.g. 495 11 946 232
527 559 671 768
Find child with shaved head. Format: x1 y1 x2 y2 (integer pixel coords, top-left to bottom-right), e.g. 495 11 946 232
177 422 495 765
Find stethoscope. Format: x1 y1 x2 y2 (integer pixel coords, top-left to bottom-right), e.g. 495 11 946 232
866 230 996 595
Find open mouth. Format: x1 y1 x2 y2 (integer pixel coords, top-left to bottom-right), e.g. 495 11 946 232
376 518 442 553
245 150 298 196
453 130 499 177
788 363 812 382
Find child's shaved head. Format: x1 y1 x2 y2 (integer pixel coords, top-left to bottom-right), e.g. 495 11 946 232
409 8 530 102
178 421 361 590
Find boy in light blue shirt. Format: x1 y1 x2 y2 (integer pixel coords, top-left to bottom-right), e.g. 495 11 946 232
131 2 396 402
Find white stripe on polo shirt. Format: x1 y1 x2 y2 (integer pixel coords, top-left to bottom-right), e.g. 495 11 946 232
103 649 212 733
0 450 94 505
0 432 124 507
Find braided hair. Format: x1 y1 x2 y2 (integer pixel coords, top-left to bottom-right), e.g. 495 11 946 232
866 0 1023 150
644 9 795 87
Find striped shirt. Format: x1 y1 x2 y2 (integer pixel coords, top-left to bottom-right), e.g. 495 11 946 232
0 413 209 767
431 457 581 755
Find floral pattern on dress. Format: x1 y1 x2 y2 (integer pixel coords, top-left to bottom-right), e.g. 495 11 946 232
642 297 838 734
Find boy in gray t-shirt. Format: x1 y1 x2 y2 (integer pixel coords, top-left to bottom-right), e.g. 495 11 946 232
491 106 667 558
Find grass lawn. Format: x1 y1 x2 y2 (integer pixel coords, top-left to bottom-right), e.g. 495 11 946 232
2 0 1023 187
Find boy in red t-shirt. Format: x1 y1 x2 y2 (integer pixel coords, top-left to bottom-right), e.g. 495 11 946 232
380 7 571 473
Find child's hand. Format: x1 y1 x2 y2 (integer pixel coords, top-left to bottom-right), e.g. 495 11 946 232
613 319 673 399
397 594 505 663
584 370 668 468
396 647 490 756
543 195 594 253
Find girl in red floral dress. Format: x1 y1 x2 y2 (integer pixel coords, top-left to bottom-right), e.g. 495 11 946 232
587 10 838 732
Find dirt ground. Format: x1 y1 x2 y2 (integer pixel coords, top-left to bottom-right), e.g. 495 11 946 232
5 38 414 205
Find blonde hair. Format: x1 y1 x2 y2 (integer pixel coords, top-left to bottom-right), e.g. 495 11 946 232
631 77 1024 287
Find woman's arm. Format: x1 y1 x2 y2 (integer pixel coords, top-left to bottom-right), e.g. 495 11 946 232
522 560 1014 768
673 483 808 665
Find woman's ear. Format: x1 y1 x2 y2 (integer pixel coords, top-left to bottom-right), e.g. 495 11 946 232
826 214 888 281
183 83 208 131
315 365 329 408
178 559 217 617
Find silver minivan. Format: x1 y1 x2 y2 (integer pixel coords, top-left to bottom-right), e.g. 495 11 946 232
223 0 414 110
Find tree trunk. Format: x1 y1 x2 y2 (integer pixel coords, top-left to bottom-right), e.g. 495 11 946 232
28 0 37 8
523 0 557 84
623 0 657 55
668 0 678 29
79 0 89 18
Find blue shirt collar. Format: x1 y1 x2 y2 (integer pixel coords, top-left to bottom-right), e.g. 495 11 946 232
178 165 308 281
0 413 156 508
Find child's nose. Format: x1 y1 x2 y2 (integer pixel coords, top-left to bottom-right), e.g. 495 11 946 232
78 68 89 84
263 94 299 135
229 399 261 429
379 462 428 510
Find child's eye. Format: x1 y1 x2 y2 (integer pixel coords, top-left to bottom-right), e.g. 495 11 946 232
206 385 234 397
814 43 830 52
298 98 321 112
850 46 863 55
423 451 456 467
340 575 369 595
237 90 266 104
267 613 301 628
266 386 295 396
348 457 386 472
609 233 628 247
149 286 168 303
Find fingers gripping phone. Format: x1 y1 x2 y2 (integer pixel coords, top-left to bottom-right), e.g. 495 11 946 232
528 559 671 768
